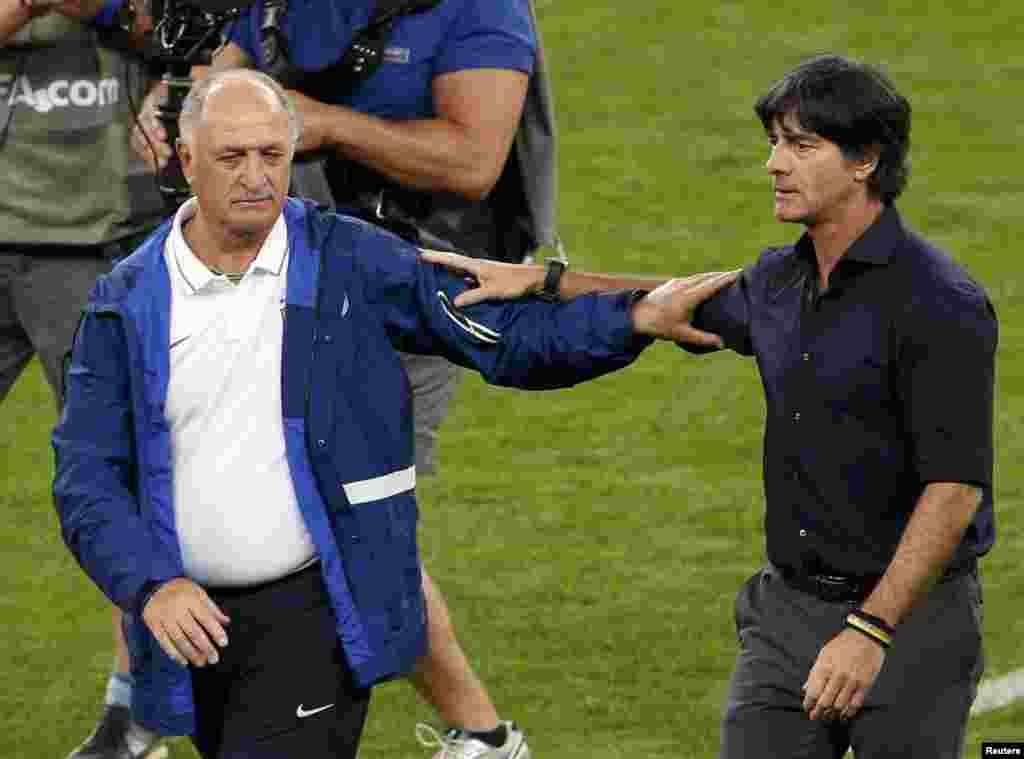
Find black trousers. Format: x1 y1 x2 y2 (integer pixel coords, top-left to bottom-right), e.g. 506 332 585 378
720 564 984 759
189 564 371 759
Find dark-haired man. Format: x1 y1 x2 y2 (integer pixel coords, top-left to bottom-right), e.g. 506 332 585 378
705 53 995 759
423 54 997 759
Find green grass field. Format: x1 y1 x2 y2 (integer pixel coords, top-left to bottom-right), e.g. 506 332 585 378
2 1 1023 757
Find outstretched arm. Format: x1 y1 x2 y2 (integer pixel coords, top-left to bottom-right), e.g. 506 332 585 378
419 249 736 348
419 249 668 304
356 224 738 387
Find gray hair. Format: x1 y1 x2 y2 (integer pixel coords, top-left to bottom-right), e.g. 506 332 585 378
178 69 302 151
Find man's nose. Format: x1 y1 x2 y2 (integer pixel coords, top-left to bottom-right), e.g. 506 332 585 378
766 144 787 174
240 154 269 188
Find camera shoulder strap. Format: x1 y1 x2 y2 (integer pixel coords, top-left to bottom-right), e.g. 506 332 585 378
283 0 441 208
264 0 441 94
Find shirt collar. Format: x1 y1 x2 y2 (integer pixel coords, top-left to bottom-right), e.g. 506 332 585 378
168 198 288 294
842 204 904 265
794 204 905 268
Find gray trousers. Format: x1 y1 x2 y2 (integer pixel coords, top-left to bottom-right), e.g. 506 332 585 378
721 563 984 759
0 248 114 410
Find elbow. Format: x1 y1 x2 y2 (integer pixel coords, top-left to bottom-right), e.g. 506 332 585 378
455 183 491 203
960 483 984 523
447 163 502 201
944 483 984 535
442 140 506 200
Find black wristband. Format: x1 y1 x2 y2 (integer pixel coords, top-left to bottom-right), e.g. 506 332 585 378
845 609 894 649
537 258 567 302
850 608 896 638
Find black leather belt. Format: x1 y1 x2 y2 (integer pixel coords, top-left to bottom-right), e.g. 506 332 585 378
775 559 976 604
776 565 881 603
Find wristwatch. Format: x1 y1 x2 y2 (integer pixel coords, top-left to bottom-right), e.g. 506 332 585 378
536 258 567 302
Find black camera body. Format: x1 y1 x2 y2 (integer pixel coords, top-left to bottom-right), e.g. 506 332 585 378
145 0 250 69
142 0 255 208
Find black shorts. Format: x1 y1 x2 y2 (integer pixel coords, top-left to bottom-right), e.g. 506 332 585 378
190 564 371 759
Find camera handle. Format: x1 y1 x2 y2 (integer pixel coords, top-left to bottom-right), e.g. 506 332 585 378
155 62 193 211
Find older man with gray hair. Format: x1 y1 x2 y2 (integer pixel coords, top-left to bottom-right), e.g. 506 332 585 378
53 69 736 758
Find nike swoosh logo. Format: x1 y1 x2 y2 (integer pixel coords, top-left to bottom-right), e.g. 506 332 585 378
296 703 335 718
169 335 191 350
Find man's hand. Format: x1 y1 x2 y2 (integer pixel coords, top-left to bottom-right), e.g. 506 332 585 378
802 628 885 722
630 271 739 348
141 578 231 668
419 249 545 307
130 81 172 171
288 89 336 153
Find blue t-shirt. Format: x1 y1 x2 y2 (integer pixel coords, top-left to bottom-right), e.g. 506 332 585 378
227 0 536 119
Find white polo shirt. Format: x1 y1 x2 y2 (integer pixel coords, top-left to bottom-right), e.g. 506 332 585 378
164 200 317 587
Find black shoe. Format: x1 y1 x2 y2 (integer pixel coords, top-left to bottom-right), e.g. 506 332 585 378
65 705 167 759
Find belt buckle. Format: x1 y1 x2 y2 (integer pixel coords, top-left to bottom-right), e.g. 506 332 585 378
814 574 854 603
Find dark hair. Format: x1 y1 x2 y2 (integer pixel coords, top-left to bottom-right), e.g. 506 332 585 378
755 55 911 204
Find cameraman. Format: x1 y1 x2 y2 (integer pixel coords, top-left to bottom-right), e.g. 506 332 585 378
0 4 166 757
132 1 550 758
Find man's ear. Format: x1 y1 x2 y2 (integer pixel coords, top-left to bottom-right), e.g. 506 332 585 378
176 139 193 184
854 144 882 184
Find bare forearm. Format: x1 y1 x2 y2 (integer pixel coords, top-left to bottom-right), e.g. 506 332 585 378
480 265 668 301
211 46 498 198
557 271 668 300
0 0 31 46
518 267 669 300
326 107 498 199
862 482 982 626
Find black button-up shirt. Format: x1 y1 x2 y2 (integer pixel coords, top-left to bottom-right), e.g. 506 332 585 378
692 206 998 577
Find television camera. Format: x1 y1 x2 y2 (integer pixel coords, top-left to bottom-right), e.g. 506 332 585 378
140 0 263 208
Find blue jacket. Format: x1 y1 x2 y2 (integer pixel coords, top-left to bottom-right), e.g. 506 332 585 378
53 199 649 735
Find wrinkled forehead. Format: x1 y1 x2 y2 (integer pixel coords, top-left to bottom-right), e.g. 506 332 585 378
198 83 291 146
203 78 283 122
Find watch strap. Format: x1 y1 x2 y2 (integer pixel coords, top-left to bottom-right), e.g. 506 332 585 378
538 258 567 302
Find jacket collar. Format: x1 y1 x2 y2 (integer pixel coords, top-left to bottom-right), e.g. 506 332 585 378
98 198 321 308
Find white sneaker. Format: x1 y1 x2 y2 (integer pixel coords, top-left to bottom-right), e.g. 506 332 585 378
65 705 168 759
416 721 531 759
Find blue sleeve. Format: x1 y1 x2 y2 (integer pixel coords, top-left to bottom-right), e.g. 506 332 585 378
92 0 125 27
435 0 536 76
354 227 651 388
682 269 755 356
52 298 181 616
225 7 262 65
